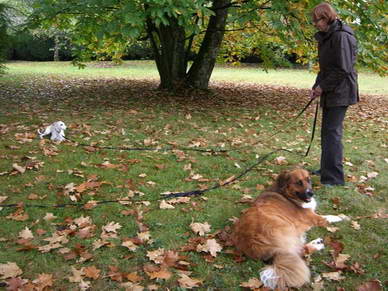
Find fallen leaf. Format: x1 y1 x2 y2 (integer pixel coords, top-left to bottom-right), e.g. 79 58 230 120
356 279 382 291
12 163 26 174
197 239 222 257
190 222 211 236
102 222 122 233
351 221 361 230
68 266 84 283
240 277 262 289
83 266 100 280
122 240 138 251
0 262 23 279
159 200 175 209
178 273 203 289
18 227 34 240
322 271 345 281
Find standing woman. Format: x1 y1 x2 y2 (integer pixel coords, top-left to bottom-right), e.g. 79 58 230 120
310 2 359 186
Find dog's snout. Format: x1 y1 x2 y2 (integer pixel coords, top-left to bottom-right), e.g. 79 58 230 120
305 189 314 197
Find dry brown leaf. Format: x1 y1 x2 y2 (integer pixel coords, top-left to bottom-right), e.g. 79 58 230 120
148 268 172 280
68 266 84 283
178 273 203 289
18 227 34 240
102 221 122 233
147 249 165 264
122 240 138 251
32 273 54 290
159 200 175 209
356 279 383 291
12 163 26 174
196 239 222 257
83 266 100 280
240 277 262 289
321 271 345 281
190 222 211 236
0 262 23 279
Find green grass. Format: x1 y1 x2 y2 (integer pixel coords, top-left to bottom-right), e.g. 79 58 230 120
0 62 387 290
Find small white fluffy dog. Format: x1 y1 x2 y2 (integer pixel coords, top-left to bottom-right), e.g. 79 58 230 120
38 121 67 142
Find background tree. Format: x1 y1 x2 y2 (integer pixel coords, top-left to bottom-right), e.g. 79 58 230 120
30 0 387 90
0 2 10 74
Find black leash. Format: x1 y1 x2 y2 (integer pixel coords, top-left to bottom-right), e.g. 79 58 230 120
64 138 228 154
2 100 318 209
305 100 319 156
0 148 291 208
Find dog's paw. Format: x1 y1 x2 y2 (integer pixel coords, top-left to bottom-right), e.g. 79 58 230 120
323 215 343 223
307 237 325 251
260 267 279 290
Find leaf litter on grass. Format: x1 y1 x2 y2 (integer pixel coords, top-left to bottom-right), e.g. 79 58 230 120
0 77 387 289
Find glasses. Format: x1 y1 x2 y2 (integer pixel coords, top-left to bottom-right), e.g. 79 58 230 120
312 17 324 24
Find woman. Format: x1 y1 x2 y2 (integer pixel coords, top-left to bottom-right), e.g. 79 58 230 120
310 2 359 186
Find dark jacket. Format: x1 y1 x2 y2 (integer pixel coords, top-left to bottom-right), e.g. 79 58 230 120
313 19 359 107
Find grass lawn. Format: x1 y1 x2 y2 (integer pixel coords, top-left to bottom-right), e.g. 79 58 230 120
0 61 387 290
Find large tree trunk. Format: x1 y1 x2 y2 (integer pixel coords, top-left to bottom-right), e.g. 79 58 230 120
146 0 230 90
147 17 187 90
186 0 230 89
53 34 60 62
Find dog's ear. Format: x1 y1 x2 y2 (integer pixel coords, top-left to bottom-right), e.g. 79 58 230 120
275 170 290 193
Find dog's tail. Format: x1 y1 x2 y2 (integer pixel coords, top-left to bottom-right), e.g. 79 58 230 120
260 250 310 290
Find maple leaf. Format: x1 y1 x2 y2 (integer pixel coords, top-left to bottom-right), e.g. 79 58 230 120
6 277 25 290
322 271 345 281
356 279 383 291
190 222 211 236
334 254 351 269
102 221 122 233
240 277 263 289
196 239 222 257
12 163 26 174
83 266 100 280
351 220 361 230
147 248 165 264
178 273 203 289
32 273 54 290
74 215 92 227
122 240 138 251
68 266 84 283
43 213 57 221
148 268 172 280
0 262 23 279
126 272 143 283
159 200 175 209
18 227 34 240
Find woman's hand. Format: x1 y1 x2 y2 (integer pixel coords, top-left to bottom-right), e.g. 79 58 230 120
310 85 322 100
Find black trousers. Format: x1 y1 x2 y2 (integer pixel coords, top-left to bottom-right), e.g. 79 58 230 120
320 106 348 185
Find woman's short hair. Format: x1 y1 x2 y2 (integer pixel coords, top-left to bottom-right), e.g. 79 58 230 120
312 2 337 24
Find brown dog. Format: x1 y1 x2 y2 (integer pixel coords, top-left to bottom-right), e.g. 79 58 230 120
232 168 343 290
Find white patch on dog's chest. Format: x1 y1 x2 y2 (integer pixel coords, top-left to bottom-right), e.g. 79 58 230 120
301 197 317 211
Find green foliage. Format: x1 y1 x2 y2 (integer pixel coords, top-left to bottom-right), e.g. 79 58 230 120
29 0 387 73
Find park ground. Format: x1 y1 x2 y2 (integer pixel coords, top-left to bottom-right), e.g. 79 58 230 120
0 61 387 290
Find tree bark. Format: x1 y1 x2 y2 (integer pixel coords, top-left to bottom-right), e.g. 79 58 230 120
186 0 230 89
146 0 230 90
147 17 187 90
53 34 60 62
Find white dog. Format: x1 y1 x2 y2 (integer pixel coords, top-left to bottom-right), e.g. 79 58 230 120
38 121 67 142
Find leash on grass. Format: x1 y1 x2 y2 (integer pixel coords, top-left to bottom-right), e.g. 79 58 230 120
1 100 319 209
0 148 292 209
63 98 317 155
64 138 228 154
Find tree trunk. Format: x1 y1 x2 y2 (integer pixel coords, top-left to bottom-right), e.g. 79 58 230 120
147 17 187 90
186 0 230 89
53 34 60 62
